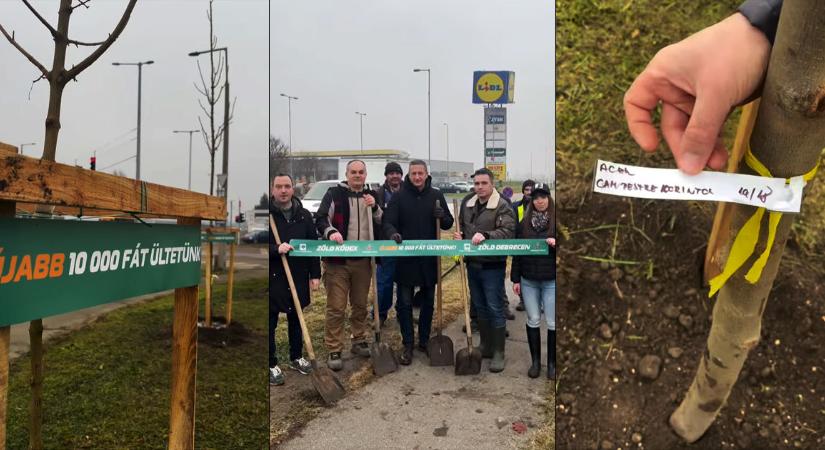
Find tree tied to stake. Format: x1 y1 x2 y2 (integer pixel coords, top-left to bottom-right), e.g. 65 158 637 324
670 0 825 442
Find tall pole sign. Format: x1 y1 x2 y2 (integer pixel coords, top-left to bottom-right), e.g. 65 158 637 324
472 71 514 183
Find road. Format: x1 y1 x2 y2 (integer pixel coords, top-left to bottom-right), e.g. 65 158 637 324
7 243 267 360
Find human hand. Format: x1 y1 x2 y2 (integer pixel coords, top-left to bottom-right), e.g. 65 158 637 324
310 279 320 291
433 204 444 219
471 232 486 245
278 243 293 254
623 13 771 175
453 231 462 241
513 283 521 296
363 194 376 208
329 232 344 244
547 238 556 248
391 233 403 244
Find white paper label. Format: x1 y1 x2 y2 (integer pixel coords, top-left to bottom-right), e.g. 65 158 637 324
592 160 805 213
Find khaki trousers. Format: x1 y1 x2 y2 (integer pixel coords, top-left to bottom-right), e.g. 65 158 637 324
323 258 372 352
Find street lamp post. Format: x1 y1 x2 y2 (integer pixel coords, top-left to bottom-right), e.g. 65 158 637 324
173 129 200 190
188 47 229 201
442 122 450 182
413 68 431 167
112 60 154 180
19 142 36 156
280 93 298 176
355 111 366 153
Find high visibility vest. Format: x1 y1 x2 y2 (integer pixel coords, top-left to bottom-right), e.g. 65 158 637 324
517 203 525 222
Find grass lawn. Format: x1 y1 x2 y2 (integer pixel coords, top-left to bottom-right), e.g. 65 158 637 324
5 277 268 449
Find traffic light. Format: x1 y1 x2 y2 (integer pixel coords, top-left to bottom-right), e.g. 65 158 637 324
90 156 96 171
238 212 245 223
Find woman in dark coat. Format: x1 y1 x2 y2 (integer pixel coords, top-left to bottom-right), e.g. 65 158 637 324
510 182 556 379
269 175 321 385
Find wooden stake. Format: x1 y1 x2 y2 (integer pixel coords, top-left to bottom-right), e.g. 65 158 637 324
168 217 200 450
703 100 760 284
205 242 212 328
29 319 43 450
225 239 236 325
0 200 12 450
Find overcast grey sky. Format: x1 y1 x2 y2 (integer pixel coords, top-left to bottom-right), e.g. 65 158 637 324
270 0 554 183
0 0 267 215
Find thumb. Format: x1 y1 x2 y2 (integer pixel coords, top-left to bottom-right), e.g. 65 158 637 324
679 91 731 175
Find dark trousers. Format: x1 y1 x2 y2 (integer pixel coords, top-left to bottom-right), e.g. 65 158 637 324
396 284 434 347
269 305 303 368
467 266 506 328
375 258 396 320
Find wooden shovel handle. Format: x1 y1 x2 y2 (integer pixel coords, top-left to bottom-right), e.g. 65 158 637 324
453 199 474 346
269 214 317 361
365 205 381 335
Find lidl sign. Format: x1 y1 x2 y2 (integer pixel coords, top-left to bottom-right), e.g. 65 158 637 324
472 71 515 104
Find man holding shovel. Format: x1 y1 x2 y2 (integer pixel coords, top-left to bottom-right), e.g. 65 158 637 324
383 160 454 365
315 160 382 371
454 168 516 372
269 174 321 385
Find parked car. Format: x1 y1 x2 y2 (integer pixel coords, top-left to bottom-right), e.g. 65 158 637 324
241 229 268 244
433 181 462 193
302 179 382 216
452 181 472 192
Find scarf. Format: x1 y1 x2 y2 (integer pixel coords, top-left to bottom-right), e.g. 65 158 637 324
531 210 549 233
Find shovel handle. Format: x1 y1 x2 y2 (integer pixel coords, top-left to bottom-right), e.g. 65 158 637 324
453 199 474 347
435 200 443 334
366 205 382 337
270 214 318 361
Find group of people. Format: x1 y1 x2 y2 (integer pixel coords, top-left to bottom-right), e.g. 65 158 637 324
268 159 555 386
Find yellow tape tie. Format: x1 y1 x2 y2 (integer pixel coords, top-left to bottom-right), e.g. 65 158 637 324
708 145 819 297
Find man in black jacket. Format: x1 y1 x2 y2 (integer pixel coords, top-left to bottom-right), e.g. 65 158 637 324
373 162 404 325
269 174 321 385
383 160 454 365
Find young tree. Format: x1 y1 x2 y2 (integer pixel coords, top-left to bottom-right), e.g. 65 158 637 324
269 135 290 181
0 0 138 162
670 0 825 442
194 0 234 196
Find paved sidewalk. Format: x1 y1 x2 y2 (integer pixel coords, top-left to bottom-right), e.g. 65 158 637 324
280 282 553 450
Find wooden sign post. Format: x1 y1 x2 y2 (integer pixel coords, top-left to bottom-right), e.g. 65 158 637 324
201 227 240 327
0 153 225 450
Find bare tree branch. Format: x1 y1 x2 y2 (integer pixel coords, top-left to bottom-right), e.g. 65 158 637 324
72 0 92 10
0 24 49 77
67 37 107 46
65 0 137 81
22 0 58 36
28 74 47 100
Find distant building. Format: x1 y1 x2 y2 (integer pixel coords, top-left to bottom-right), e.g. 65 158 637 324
290 149 475 184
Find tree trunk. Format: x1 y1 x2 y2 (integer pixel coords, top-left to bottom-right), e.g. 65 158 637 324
670 0 825 442
41 0 72 162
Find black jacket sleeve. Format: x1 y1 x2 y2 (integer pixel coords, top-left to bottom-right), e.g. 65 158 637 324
510 220 522 283
438 192 454 231
739 0 782 43
382 194 401 239
314 189 337 239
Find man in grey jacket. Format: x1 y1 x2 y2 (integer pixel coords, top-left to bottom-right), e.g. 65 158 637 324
454 168 516 373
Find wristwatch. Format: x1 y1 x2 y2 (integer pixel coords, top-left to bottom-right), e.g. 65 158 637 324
738 0 783 43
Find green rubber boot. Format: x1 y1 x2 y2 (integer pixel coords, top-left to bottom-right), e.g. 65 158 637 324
477 319 493 358
489 326 506 373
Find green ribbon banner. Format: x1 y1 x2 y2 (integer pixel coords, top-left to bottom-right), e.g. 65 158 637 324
0 218 202 326
201 231 238 243
288 239 548 257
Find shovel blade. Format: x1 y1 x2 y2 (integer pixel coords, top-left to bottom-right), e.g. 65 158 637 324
428 336 455 367
370 342 398 376
311 368 346 405
454 347 482 375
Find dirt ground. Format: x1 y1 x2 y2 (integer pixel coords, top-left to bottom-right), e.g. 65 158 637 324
556 187 824 450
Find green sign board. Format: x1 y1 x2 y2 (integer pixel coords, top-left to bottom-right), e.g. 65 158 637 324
0 218 202 326
201 231 238 243
288 239 548 257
